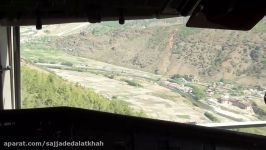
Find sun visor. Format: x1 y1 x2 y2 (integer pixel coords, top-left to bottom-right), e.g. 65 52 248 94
186 0 266 30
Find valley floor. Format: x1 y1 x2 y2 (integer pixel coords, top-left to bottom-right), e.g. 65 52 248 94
35 56 262 124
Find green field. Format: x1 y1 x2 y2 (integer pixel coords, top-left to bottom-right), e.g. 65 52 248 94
22 41 81 65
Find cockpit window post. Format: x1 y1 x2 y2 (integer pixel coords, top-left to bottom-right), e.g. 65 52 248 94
0 26 15 109
13 26 21 109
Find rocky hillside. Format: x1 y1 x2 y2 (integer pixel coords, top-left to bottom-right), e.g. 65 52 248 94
52 18 266 87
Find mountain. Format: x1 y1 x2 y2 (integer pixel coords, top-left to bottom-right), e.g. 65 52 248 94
51 18 266 87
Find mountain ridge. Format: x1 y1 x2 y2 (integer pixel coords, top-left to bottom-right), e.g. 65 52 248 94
41 18 266 87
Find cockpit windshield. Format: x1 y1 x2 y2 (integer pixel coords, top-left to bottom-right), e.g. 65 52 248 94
21 17 266 135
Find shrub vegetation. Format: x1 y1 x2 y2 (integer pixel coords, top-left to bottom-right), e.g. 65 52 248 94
204 112 220 122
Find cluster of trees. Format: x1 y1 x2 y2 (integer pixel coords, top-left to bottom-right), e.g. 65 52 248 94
204 112 220 122
61 61 73 66
122 79 143 87
170 74 194 82
185 84 206 100
252 102 266 120
21 66 145 117
169 74 206 100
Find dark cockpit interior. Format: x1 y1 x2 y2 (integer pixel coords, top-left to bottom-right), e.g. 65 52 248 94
0 0 265 149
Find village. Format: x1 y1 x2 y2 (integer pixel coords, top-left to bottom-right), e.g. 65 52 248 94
161 75 266 120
